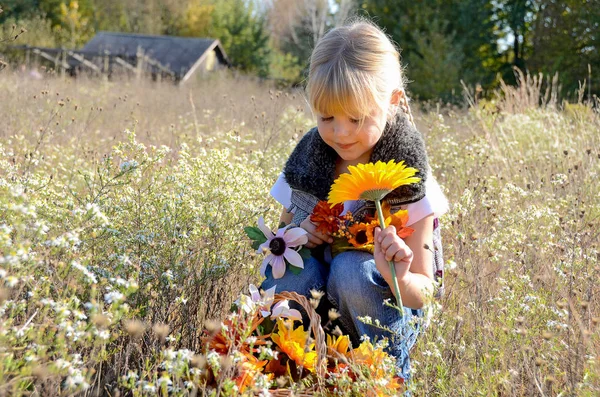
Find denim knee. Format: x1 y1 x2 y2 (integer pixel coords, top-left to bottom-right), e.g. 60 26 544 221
327 251 393 305
327 251 423 381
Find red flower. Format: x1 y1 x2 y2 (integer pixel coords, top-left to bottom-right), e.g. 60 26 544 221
310 201 344 234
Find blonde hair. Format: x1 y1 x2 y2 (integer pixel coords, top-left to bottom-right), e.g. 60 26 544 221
307 20 414 127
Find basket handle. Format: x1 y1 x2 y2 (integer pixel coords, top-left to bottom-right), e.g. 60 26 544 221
273 291 327 378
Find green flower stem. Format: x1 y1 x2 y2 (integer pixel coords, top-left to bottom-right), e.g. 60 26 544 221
375 199 404 314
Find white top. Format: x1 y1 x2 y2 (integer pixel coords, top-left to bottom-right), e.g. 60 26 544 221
270 172 449 226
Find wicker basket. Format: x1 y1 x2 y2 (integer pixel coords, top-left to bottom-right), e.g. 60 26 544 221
266 291 327 396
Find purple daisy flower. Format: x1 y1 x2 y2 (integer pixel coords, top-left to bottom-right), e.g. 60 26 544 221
257 217 308 279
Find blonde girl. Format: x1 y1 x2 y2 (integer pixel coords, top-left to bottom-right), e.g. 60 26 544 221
262 20 448 382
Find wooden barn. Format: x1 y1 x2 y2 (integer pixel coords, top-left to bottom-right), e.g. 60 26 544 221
13 32 230 84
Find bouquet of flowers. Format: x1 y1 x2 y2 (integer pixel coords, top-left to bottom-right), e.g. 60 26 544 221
200 283 405 396
309 200 415 254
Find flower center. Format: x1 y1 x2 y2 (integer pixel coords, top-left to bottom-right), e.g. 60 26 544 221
355 230 368 245
269 237 287 256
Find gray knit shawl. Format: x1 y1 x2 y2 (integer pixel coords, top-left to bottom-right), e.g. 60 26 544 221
283 114 429 206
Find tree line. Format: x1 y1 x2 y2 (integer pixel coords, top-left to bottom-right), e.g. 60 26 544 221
1 0 598 101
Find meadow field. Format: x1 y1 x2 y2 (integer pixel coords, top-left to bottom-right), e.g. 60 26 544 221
0 71 598 396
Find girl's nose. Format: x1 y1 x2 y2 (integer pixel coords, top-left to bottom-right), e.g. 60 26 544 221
333 121 352 137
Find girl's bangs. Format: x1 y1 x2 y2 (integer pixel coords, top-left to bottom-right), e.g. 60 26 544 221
309 66 379 120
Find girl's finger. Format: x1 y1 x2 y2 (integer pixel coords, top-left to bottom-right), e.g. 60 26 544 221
385 243 402 262
303 221 332 243
380 232 399 252
393 246 413 264
306 233 324 246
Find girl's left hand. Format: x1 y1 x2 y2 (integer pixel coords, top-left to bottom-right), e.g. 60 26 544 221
373 226 413 284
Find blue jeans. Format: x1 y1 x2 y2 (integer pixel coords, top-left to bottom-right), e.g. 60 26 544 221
261 250 423 381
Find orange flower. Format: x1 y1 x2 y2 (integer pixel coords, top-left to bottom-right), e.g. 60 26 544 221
310 201 344 234
384 208 414 239
271 318 318 373
348 222 375 248
346 341 404 396
364 202 414 240
234 354 269 392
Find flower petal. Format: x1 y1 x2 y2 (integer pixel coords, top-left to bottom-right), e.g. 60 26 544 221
258 216 274 239
260 254 273 276
257 240 271 254
249 284 260 302
263 285 276 304
286 309 302 321
271 255 286 279
284 248 304 269
275 225 289 238
283 227 308 247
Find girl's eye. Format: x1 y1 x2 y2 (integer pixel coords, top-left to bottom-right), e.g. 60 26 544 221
349 118 361 124
321 116 333 122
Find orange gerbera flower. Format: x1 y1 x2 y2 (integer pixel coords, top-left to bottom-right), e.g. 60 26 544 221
271 318 318 373
364 202 414 240
347 222 375 248
386 208 414 239
310 201 344 234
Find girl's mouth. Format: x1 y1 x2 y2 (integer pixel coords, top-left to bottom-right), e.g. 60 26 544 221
337 142 356 150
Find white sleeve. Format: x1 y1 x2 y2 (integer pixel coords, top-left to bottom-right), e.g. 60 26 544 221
405 175 449 226
270 173 293 210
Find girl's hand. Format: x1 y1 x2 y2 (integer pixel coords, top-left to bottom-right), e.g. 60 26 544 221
299 218 334 249
373 226 413 284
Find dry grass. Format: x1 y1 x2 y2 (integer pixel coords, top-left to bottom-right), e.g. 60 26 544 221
0 70 598 395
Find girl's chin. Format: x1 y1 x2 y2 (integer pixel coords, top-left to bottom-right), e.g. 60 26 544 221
336 152 369 164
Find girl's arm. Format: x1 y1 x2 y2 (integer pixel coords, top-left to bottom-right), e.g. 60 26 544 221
279 208 293 225
374 214 435 309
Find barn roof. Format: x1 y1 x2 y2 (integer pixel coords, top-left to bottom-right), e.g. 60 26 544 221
82 31 229 77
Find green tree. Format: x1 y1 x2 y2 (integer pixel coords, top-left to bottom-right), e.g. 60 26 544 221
359 0 467 100
528 0 600 98
209 0 271 77
407 19 464 102
449 0 503 89
0 0 40 23
494 0 536 83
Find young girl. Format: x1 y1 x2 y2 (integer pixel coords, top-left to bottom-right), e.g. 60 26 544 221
261 20 448 381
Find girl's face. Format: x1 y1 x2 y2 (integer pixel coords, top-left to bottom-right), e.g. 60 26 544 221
316 104 389 165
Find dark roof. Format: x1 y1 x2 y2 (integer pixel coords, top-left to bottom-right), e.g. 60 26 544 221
82 31 229 76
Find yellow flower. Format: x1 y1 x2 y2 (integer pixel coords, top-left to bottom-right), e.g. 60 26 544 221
326 334 350 355
271 318 318 372
328 160 420 205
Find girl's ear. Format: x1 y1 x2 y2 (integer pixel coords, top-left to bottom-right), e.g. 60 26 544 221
387 90 404 120
389 89 405 106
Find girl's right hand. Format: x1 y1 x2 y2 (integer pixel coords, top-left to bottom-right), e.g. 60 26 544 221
299 218 334 249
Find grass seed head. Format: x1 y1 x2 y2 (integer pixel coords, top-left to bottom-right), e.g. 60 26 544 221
152 323 170 340
92 314 110 328
124 319 146 339
204 320 220 334
542 331 554 340
310 289 325 300
328 309 341 321
191 354 207 369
